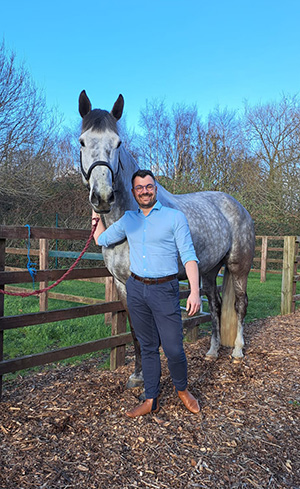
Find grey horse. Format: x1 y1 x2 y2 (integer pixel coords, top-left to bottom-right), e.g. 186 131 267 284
78 91 255 387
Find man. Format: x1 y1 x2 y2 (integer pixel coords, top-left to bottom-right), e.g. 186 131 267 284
92 169 201 417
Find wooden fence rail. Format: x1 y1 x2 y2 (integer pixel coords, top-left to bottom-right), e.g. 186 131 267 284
0 225 211 400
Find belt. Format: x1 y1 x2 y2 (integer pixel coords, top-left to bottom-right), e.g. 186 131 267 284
131 272 177 285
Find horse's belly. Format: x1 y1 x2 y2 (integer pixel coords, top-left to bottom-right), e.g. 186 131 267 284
189 216 231 273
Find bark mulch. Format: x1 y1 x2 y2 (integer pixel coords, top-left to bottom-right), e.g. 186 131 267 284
1 311 299 489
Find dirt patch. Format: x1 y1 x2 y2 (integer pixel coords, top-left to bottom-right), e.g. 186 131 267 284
1 312 299 489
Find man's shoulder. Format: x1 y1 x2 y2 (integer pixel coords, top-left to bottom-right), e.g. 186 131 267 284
124 209 139 217
160 205 186 219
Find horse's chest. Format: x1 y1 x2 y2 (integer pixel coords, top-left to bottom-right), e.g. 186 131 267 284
102 242 130 285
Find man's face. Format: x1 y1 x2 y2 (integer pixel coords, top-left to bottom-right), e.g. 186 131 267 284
132 175 157 209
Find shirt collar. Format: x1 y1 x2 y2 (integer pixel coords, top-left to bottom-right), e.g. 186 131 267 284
137 200 162 214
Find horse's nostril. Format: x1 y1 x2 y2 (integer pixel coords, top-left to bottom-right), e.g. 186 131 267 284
91 191 100 206
108 192 115 204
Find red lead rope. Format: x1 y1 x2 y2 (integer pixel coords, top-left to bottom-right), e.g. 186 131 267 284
0 218 100 297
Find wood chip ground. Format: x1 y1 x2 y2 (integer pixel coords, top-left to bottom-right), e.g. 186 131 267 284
1 311 299 488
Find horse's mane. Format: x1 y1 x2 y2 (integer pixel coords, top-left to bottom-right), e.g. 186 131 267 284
82 109 118 133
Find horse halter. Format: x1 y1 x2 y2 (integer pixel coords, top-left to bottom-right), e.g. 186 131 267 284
80 145 123 188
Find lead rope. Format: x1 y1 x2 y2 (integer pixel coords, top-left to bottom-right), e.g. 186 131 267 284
0 218 100 297
25 224 37 289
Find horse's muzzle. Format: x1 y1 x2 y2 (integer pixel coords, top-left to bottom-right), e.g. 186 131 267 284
90 189 115 213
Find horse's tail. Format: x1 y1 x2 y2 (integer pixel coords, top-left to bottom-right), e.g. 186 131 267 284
220 266 238 347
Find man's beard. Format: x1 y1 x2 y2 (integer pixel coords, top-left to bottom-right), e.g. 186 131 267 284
136 194 157 209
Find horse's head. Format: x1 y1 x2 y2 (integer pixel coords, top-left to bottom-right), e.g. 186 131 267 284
78 90 124 213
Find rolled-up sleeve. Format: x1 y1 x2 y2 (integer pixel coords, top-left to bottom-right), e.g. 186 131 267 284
98 216 127 247
173 212 199 266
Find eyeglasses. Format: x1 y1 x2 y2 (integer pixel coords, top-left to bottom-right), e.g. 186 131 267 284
133 184 155 193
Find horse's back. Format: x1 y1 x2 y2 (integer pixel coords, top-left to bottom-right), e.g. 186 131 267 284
157 187 255 273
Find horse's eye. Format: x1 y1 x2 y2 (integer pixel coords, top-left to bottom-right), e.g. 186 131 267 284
117 141 122 148
80 140 85 147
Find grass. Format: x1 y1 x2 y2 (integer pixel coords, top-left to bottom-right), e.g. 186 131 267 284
198 271 282 322
2 280 113 378
245 272 282 322
1 272 284 380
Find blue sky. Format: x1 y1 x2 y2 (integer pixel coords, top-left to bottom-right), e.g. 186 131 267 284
1 0 300 132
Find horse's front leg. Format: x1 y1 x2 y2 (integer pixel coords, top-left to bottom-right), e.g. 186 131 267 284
126 313 144 388
113 278 144 388
202 274 222 360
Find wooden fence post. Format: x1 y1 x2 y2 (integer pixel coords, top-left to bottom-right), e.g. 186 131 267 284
0 238 5 400
260 236 268 282
39 239 49 312
105 276 114 324
281 236 296 315
291 237 299 313
110 279 127 370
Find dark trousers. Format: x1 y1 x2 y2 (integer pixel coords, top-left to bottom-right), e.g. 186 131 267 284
126 275 187 399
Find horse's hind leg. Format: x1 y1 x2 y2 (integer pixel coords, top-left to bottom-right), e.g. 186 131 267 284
202 267 222 359
229 271 249 359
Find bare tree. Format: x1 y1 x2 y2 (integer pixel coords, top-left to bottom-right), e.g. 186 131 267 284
138 99 201 192
138 98 170 175
243 93 300 233
0 41 70 224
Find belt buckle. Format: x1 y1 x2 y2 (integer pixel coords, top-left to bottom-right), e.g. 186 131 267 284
146 277 155 284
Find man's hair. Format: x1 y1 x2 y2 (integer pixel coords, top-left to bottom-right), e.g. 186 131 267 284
131 169 156 188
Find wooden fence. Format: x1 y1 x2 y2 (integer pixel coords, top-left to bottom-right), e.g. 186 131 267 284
1 227 299 400
281 236 300 314
253 236 285 281
0 225 211 400
253 235 299 314
5 234 299 304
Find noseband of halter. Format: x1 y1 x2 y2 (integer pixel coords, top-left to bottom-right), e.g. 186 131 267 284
80 147 123 187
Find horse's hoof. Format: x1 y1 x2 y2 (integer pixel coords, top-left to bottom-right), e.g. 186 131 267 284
205 353 218 361
232 348 244 361
126 372 144 389
138 390 146 401
231 355 243 364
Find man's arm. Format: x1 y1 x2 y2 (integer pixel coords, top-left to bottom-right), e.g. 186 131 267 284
91 209 127 247
185 260 201 316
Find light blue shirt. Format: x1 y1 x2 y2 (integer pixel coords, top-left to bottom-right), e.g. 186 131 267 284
98 200 198 278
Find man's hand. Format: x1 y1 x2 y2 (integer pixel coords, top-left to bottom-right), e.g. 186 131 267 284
91 210 106 245
186 291 201 316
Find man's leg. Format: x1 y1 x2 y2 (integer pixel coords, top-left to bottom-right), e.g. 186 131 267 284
126 276 161 400
145 279 187 391
146 279 200 414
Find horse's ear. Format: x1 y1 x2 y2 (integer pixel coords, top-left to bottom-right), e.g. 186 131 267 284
79 90 92 118
111 94 124 120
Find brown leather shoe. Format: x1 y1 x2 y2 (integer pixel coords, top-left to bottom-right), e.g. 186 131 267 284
177 389 200 413
125 398 159 418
